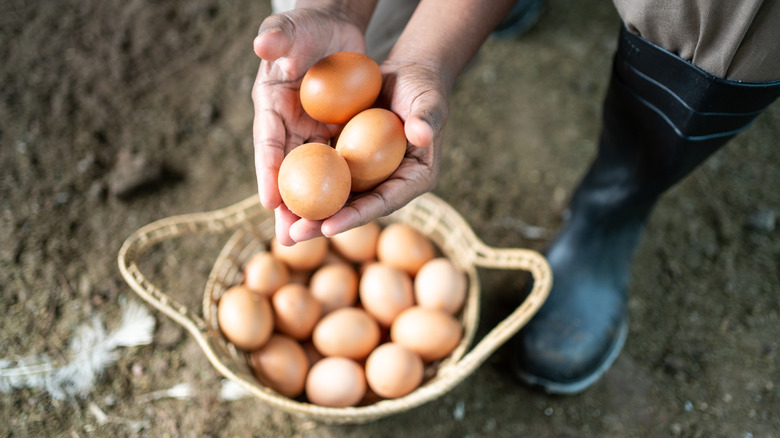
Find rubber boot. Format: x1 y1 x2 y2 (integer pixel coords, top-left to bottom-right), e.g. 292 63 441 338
511 25 780 394
493 0 545 39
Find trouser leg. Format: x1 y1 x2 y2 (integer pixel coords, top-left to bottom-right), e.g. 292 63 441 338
613 0 780 82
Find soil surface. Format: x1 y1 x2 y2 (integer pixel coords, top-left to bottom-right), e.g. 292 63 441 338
2 0 779 437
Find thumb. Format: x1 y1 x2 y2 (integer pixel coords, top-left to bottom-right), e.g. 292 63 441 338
404 95 448 148
253 15 294 61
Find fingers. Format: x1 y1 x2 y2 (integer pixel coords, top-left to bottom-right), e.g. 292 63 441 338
252 73 286 209
321 178 419 237
404 90 448 149
289 218 326 242
321 202 373 237
254 15 294 61
255 145 282 209
315 87 448 238
274 205 298 247
404 115 434 148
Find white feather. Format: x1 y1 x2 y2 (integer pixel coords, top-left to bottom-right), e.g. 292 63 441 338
218 379 252 401
138 382 193 402
0 299 155 399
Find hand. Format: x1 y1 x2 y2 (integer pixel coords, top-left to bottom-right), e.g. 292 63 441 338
290 59 450 242
252 7 367 245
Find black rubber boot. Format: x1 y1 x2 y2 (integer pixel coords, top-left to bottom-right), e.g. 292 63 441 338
511 25 780 394
492 0 545 39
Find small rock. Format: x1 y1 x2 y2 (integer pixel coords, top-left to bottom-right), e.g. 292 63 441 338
453 400 465 421
663 355 686 374
87 181 107 203
745 210 776 232
54 191 70 205
108 148 165 198
482 418 497 433
77 153 96 174
78 274 92 296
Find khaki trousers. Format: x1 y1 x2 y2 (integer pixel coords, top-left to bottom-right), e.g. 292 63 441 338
272 0 780 82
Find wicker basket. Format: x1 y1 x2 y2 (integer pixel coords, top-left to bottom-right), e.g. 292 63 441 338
117 193 551 425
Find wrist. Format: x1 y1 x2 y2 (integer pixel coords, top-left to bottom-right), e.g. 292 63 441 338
389 0 517 91
294 0 379 33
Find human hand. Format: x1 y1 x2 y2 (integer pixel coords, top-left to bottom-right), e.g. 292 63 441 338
252 7 368 245
288 60 450 242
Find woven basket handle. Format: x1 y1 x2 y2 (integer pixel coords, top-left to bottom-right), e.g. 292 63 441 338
425 241 552 394
117 197 265 342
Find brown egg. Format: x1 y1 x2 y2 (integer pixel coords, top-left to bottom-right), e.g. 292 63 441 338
365 343 424 399
309 263 359 314
217 285 274 351
391 306 462 362
329 221 380 263
359 263 414 327
377 223 435 276
271 283 322 340
335 108 406 192
277 143 351 220
305 357 366 407
414 258 467 315
272 236 328 271
299 51 381 125
248 334 308 398
312 307 380 360
243 251 289 296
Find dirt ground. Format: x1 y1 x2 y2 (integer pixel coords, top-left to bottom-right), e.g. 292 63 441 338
2 0 779 436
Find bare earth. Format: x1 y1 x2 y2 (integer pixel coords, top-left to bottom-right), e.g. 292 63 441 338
2 0 778 436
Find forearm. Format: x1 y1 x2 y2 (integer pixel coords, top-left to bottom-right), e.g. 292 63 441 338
389 0 517 90
294 0 380 32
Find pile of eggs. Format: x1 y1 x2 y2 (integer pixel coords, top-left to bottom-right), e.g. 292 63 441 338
277 51 407 220
217 222 468 407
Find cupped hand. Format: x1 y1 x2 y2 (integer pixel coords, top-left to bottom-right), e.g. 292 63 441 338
252 8 366 245
288 59 451 242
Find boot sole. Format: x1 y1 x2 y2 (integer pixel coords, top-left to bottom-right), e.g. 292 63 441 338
512 318 629 394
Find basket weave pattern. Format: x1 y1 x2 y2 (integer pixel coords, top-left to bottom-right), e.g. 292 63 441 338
118 193 551 424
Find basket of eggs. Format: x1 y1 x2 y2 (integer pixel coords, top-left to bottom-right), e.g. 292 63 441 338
117 52 552 425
